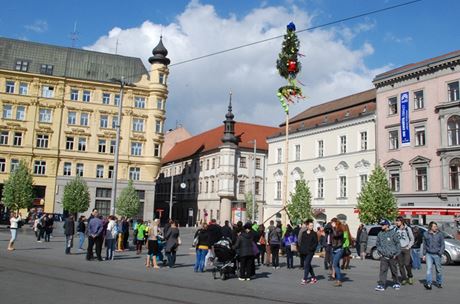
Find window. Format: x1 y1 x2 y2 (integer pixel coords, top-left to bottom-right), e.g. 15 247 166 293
110 140 116 154
238 180 245 194
67 111 76 125
339 176 347 198
80 112 89 126
240 157 247 168
15 60 29 72
155 120 163 133
134 96 145 108
340 136 347 154
388 97 398 115
389 170 400 192
277 148 282 164
33 160 46 175
159 73 165 84
76 163 84 177
133 118 144 132
448 81 459 102
41 86 54 98
10 159 19 172
360 174 368 191
82 90 91 102
448 115 460 146
39 108 52 123
389 130 399 150
212 158 215 169
317 178 324 199
318 140 324 158
129 167 140 180
295 144 301 161
414 167 427 191
360 131 368 151
414 90 424 109
18 83 28 95
16 106 25 120
205 181 209 193
95 188 112 217
66 137 74 150
5 81 15 94
70 89 79 101
102 93 110 105
0 131 9 145
415 126 426 146
199 182 202 193
0 158 5 172
96 165 104 178
154 143 161 157
255 158 261 170
40 64 53 75
211 180 215 193
112 115 118 129
114 94 120 106
36 134 49 148
78 137 86 151
157 99 163 110
276 181 281 199
98 139 106 153
63 162 71 176
3 104 12 119
13 132 22 146
100 115 109 128
449 159 460 190
255 181 260 195
131 142 142 156
108 165 114 179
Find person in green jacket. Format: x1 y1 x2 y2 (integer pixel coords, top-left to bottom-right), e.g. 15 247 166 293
136 220 147 255
341 223 352 270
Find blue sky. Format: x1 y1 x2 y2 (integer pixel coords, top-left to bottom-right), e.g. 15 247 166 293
1 0 459 133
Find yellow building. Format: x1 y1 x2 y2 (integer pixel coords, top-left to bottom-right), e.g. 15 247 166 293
0 37 170 219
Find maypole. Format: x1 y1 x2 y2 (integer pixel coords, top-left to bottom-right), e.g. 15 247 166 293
276 22 305 225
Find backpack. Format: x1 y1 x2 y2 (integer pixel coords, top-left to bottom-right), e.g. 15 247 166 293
270 229 281 244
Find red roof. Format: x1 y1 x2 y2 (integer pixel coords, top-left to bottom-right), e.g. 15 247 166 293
161 122 279 164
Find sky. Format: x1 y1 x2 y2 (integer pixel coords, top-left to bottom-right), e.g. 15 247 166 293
1 0 459 134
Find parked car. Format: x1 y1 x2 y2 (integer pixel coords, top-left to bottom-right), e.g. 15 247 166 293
364 225 382 260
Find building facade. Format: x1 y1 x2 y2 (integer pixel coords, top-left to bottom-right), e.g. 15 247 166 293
264 89 376 232
0 37 170 219
374 50 460 224
155 100 278 226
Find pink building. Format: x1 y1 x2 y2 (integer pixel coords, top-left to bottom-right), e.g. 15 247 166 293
374 50 460 225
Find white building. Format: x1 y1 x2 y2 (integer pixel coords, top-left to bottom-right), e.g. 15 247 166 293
264 89 376 232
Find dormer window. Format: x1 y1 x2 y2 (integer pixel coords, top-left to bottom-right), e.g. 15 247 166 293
15 60 29 72
40 64 54 75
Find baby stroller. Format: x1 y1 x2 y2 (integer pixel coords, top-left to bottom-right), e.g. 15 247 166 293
212 237 237 280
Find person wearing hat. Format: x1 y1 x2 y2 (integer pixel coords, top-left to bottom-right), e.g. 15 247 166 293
375 219 401 291
233 222 256 281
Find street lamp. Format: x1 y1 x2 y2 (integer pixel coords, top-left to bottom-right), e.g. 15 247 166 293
169 162 174 220
249 139 257 221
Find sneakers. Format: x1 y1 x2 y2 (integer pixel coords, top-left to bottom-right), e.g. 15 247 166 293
301 279 308 285
334 281 342 287
310 278 318 284
375 285 385 291
436 283 442 289
401 280 408 285
392 284 401 290
238 278 245 281
424 283 432 290
408 277 414 285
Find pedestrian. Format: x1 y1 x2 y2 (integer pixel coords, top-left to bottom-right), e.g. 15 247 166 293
36 214 46 242
136 220 147 255
360 225 368 260
422 221 445 290
297 222 307 269
316 227 325 253
330 218 344 287
268 221 282 269
194 222 210 273
265 220 274 266
411 226 423 270
44 214 53 242
63 215 75 254
116 216 124 252
163 219 172 239
283 224 297 269
256 224 266 266
395 216 415 285
374 219 401 292
324 221 333 271
233 222 256 281
341 223 352 270
86 211 103 261
146 219 160 269
356 224 364 257
105 215 117 261
165 220 180 268
122 217 130 250
77 216 86 251
7 212 22 251
221 220 233 240
299 220 318 285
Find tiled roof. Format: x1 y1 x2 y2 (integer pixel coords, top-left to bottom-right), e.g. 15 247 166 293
270 89 376 139
161 122 278 164
0 37 148 83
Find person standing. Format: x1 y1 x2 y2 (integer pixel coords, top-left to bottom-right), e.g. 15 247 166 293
122 217 130 250
395 217 414 285
194 223 210 272
76 216 86 251
165 220 180 268
359 225 368 260
356 224 363 257
283 225 297 269
341 224 352 270
63 215 75 254
8 212 22 251
136 220 147 255
324 222 333 271
256 224 266 266
44 214 54 242
86 211 103 261
36 214 46 242
422 221 445 290
146 219 160 269
105 216 117 260
411 226 423 270
233 223 256 281
299 220 318 285
374 219 401 291
330 218 344 287
268 221 282 269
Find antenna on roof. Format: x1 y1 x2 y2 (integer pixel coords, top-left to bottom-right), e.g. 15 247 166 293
70 21 79 48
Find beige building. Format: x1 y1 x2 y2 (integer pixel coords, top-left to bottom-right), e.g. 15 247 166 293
0 37 170 219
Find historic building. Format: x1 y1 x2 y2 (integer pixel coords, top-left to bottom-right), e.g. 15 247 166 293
374 50 460 224
264 89 376 232
155 98 278 226
0 37 170 219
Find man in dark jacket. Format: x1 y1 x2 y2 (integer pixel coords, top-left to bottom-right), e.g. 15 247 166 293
233 223 255 281
207 219 222 245
86 211 103 261
221 220 233 240
63 215 75 254
299 220 318 284
422 221 445 290
375 219 401 291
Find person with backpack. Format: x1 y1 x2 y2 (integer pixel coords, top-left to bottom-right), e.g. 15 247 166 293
374 219 401 292
298 219 318 285
63 215 75 254
422 221 445 290
268 221 282 269
395 216 414 285
105 216 118 260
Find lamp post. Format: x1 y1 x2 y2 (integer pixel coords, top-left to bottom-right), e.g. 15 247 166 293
249 139 257 221
169 163 174 220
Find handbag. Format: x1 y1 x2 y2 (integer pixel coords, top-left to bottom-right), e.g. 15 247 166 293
290 243 298 252
252 242 259 256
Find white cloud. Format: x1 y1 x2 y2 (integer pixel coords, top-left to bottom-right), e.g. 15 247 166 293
24 20 48 33
384 32 413 44
85 1 384 134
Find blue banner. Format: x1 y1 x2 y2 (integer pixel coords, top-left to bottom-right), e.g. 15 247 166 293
400 92 410 144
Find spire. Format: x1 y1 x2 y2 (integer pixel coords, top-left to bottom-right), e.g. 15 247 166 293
149 36 171 66
222 92 238 145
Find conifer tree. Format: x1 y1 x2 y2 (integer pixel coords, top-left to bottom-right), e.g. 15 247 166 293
287 179 312 224
1 160 33 212
62 176 90 214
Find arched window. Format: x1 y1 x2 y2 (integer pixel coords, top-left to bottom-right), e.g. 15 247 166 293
450 158 460 190
447 115 460 146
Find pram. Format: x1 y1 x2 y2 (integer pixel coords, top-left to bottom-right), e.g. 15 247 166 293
212 237 237 280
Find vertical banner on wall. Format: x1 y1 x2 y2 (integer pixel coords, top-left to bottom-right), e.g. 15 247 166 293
400 92 410 144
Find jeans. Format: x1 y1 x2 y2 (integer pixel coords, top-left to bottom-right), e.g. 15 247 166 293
411 248 421 270
78 232 85 249
65 235 73 254
397 248 413 280
332 248 343 281
303 252 315 280
270 244 280 267
166 251 177 267
10 229 17 242
194 249 208 272
378 256 399 286
426 253 443 285
37 228 45 241
106 238 116 260
285 246 294 268
324 245 332 270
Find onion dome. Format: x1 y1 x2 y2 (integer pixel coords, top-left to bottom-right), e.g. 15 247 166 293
148 36 171 65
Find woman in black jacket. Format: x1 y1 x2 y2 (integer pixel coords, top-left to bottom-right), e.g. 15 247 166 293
299 220 318 284
194 223 210 272
233 223 256 281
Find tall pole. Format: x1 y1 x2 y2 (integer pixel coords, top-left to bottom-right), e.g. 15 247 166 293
169 163 174 220
282 111 289 225
252 139 256 221
110 76 124 215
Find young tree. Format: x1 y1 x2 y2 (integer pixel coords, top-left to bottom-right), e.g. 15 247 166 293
245 191 257 221
1 160 33 212
287 179 312 224
116 180 140 218
356 166 399 224
62 176 90 215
